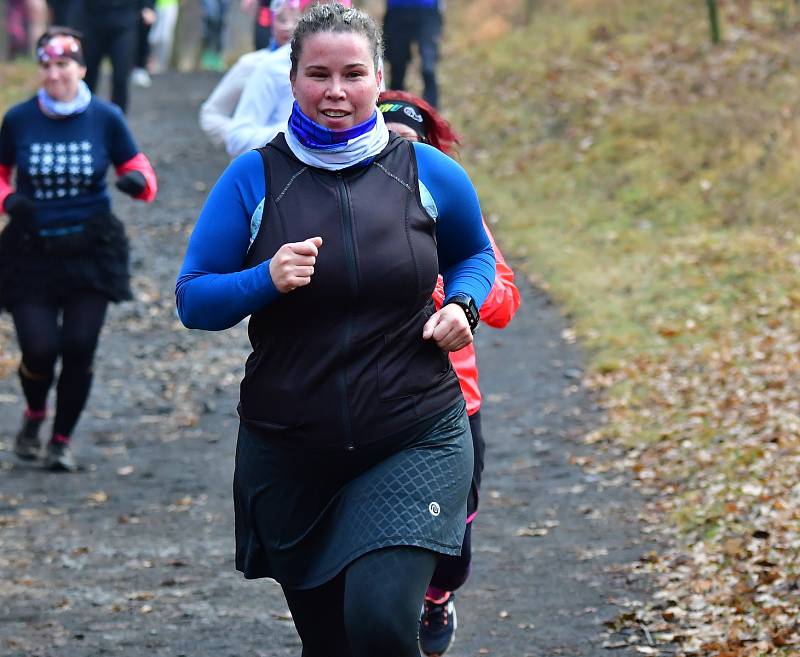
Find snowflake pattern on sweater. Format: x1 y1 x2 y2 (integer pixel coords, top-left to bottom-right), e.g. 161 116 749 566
28 140 94 200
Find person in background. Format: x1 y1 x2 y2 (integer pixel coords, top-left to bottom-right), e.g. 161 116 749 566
6 0 48 59
200 0 230 71
0 28 157 472
6 0 32 59
383 0 442 108
199 0 300 149
176 5 494 654
242 0 351 50
46 0 83 29
131 9 154 88
28 0 48 39
82 0 156 113
148 0 180 74
240 0 272 50
379 89 521 657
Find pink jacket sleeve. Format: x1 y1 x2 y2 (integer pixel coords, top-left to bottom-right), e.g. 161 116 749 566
0 164 13 210
115 153 158 202
479 225 520 328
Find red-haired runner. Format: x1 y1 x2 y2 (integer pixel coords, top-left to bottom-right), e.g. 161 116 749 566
379 89 521 657
0 28 157 472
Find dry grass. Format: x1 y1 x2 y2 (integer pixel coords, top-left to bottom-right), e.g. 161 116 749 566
440 0 800 653
0 61 36 116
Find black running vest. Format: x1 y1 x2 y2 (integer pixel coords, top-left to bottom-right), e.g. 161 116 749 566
239 133 462 451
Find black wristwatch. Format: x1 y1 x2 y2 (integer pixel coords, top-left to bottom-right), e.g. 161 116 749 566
446 293 480 333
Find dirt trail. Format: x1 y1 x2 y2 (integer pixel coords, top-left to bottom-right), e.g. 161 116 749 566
0 73 653 657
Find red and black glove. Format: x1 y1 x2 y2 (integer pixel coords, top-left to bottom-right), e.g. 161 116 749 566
115 170 147 197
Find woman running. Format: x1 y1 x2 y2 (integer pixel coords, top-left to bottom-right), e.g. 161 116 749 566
176 5 494 655
379 89 521 657
0 27 157 472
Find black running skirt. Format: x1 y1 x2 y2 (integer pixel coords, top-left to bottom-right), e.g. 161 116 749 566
233 400 473 589
0 212 132 309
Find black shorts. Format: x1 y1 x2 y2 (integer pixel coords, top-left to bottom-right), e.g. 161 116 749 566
233 400 473 588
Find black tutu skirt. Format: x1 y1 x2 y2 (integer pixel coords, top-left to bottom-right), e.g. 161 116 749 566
0 212 132 309
233 400 473 590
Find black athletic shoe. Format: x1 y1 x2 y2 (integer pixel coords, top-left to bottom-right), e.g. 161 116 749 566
44 440 77 472
13 415 44 460
419 591 457 657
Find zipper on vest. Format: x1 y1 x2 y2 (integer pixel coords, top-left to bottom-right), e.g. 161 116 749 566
336 173 357 452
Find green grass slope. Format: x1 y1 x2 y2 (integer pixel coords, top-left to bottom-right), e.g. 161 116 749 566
441 1 800 653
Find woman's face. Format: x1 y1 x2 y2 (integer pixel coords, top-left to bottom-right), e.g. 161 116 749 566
291 31 382 131
385 121 421 142
272 6 300 47
39 57 86 102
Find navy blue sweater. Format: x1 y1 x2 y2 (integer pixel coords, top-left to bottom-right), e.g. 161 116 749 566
0 96 139 224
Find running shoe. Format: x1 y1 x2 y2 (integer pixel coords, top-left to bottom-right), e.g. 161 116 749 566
200 50 226 72
419 591 457 657
44 440 78 472
131 67 152 88
13 414 44 460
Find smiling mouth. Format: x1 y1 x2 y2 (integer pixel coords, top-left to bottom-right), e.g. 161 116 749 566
322 110 349 118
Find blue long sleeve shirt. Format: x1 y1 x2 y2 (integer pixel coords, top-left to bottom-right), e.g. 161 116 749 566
176 141 495 330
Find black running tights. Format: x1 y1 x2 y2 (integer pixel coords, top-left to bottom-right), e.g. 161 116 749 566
11 292 108 438
83 22 137 113
281 546 438 657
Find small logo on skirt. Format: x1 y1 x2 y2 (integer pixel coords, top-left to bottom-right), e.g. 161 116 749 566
428 502 441 516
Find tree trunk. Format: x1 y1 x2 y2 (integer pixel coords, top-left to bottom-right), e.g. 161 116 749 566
706 0 721 44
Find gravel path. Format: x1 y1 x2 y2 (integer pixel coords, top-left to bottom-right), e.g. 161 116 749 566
0 73 654 657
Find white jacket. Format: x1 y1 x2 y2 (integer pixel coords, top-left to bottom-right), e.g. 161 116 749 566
223 45 294 158
198 44 291 150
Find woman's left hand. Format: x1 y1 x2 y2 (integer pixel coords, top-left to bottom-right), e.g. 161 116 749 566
115 171 147 197
422 303 473 352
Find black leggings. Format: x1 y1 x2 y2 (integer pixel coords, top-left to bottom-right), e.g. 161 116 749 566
136 17 151 69
282 546 438 657
47 0 83 29
83 21 137 113
11 291 108 438
383 7 442 108
431 521 472 592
